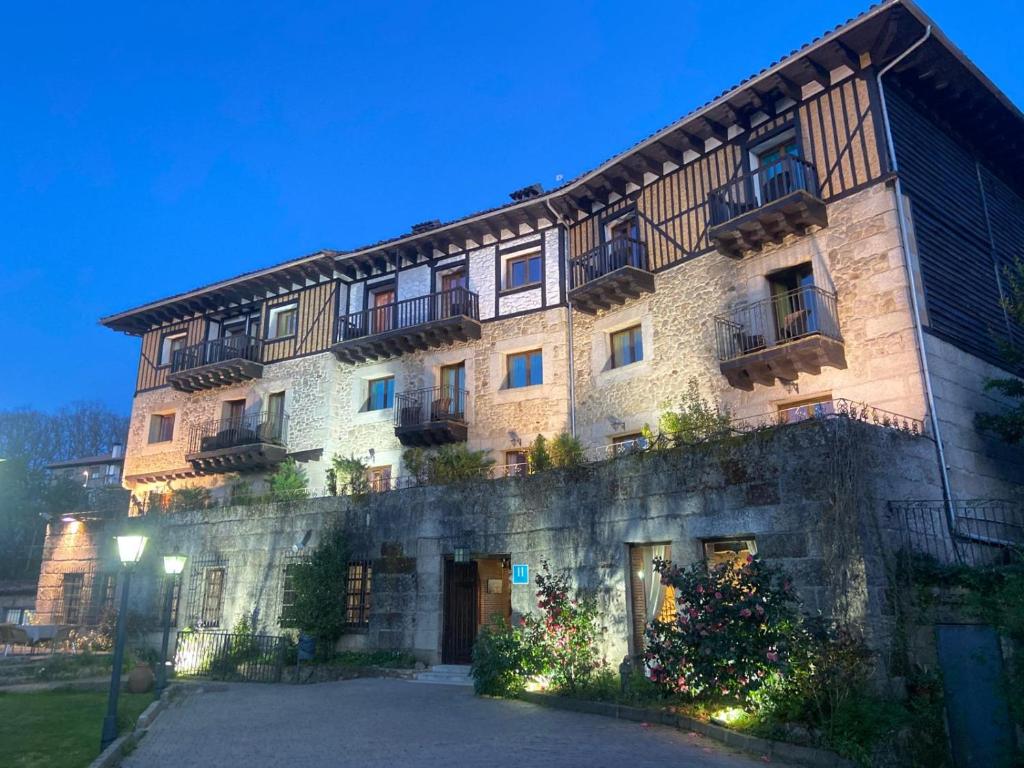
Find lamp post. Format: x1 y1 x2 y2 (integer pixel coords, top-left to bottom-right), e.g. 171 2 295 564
100 534 148 751
155 554 186 698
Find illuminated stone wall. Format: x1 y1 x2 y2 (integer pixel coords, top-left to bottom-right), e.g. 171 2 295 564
41 419 943 666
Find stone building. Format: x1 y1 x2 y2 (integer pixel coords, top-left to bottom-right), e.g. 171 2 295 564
36 0 1024 668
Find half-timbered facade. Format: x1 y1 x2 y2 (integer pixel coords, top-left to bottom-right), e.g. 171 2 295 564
100 0 1023 508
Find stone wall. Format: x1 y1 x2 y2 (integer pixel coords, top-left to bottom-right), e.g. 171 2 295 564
41 420 942 667
571 183 929 447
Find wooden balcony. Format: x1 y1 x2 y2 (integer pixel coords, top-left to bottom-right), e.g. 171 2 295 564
185 413 288 474
167 337 264 392
715 286 845 390
393 386 468 447
707 157 827 259
331 288 481 364
568 238 654 314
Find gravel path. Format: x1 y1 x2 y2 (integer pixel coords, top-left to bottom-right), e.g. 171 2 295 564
124 678 775 768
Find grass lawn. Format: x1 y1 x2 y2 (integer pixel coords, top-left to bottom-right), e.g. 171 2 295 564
0 689 152 768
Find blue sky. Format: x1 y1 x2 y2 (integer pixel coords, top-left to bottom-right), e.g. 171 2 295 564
0 1 1020 414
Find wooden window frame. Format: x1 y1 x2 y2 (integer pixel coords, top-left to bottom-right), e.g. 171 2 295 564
610 325 643 368
266 302 298 341
148 413 175 444
504 252 543 290
504 450 527 477
506 349 543 389
158 331 188 368
279 563 299 627
200 567 226 628
366 376 395 411
61 573 85 625
345 561 373 628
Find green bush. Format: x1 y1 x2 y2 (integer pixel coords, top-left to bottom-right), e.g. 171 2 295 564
643 378 731 446
167 485 212 512
330 454 369 495
471 620 547 696
288 525 350 651
549 432 585 469
402 444 494 485
527 435 552 473
269 458 309 500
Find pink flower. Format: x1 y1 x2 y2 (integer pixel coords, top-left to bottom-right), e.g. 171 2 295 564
766 650 779 663
696 585 704 594
714 592 723 599
739 608 752 618
746 554 754 563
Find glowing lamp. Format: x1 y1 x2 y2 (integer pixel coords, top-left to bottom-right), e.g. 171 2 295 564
163 554 187 575
116 534 148 566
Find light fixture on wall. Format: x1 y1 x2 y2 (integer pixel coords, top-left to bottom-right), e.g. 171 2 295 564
507 431 520 447
608 416 626 431
367 448 376 461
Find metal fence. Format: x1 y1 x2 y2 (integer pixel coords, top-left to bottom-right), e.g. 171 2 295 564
889 500 1024 568
174 631 288 683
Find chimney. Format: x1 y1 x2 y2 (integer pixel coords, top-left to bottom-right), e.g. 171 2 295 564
410 219 442 235
509 183 543 202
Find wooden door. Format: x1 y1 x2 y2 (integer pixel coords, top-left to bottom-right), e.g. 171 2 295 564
438 363 466 419
442 559 478 664
370 289 395 334
440 271 466 318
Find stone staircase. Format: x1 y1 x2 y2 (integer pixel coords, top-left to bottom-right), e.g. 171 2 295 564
412 664 473 686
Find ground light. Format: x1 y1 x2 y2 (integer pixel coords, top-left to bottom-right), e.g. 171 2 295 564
155 554 187 698
100 533 148 751
710 707 746 727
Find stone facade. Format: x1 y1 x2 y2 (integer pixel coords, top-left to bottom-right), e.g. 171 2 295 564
36 420 943 667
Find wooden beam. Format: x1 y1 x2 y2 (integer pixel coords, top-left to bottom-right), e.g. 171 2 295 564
633 152 663 176
701 118 729 143
832 38 861 71
801 55 832 87
774 73 802 103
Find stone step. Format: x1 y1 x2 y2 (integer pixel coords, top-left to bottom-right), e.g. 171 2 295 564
412 664 473 686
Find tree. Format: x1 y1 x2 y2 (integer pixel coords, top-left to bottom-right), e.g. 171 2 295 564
976 259 1024 444
527 434 552 473
549 432 585 469
288 525 351 652
269 458 309 500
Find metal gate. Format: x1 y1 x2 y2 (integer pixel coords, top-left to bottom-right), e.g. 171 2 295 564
442 560 478 664
174 631 287 683
936 624 1016 767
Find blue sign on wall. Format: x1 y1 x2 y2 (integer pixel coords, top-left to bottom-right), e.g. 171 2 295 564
511 563 529 585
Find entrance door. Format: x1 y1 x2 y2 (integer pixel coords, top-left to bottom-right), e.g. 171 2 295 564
440 270 467 318
370 288 396 334
936 624 1015 767
442 559 478 664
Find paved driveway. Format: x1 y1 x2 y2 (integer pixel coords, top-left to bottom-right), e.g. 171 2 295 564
125 679 771 768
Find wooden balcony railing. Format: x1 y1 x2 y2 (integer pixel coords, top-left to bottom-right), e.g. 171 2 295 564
335 287 479 343
170 336 263 373
715 285 841 362
186 412 288 455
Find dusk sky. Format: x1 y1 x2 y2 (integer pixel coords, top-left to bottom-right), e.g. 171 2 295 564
1 1 1020 415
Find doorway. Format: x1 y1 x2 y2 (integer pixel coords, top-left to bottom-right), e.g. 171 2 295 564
441 555 511 664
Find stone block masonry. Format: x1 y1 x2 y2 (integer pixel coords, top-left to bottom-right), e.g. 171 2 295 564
38 418 942 669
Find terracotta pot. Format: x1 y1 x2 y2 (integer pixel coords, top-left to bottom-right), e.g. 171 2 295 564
126 662 155 694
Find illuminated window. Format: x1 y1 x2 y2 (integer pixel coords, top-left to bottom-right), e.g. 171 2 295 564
159 332 187 366
366 466 392 493
149 413 175 444
345 561 373 627
627 544 674 655
703 538 758 569
61 573 84 625
507 349 542 388
267 303 298 339
367 377 395 411
505 252 542 289
200 568 225 627
610 325 643 368
777 395 834 424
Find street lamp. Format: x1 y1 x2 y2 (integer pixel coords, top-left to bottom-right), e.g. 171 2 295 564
155 554 187 698
100 533 148 751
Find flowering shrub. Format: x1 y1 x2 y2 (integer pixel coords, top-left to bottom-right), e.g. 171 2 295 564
645 555 801 704
471 619 547 696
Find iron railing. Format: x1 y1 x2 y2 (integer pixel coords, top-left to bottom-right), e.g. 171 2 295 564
569 238 649 290
708 155 821 227
335 287 480 342
394 386 469 429
715 285 841 362
187 412 288 455
889 500 1024 568
170 335 263 373
174 631 287 683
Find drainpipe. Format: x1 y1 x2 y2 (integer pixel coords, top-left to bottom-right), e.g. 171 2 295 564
545 199 577 437
875 25 957 535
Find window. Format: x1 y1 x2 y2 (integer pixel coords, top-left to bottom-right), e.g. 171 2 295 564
159 333 187 366
703 538 758 569
505 252 542 289
606 214 638 243
367 377 395 411
366 466 392 493
279 563 299 627
158 575 182 627
5 608 25 624
777 395 834 425
346 561 373 627
611 433 648 456
267 303 298 340
266 391 286 439
61 573 84 624
148 413 175 443
505 450 527 478
223 399 245 425
753 132 804 205
627 544 675 654
507 349 543 388
200 568 225 627
87 573 116 624
610 325 643 368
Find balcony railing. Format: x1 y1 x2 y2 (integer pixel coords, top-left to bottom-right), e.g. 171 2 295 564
707 156 827 258
335 287 479 343
715 285 841 362
186 412 288 455
170 336 263 373
393 385 469 446
569 238 649 290
708 156 821 227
